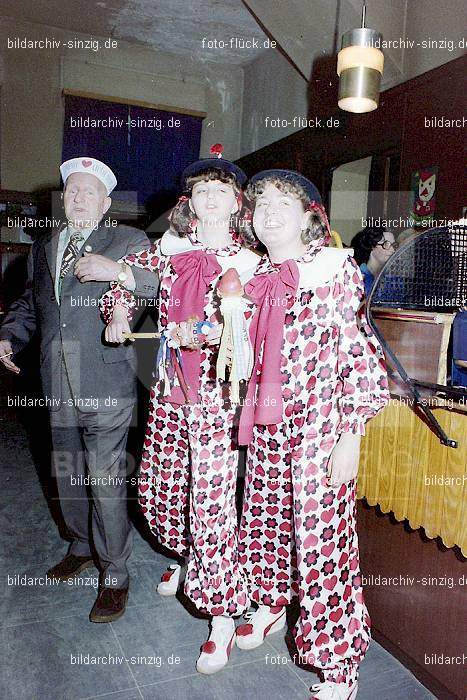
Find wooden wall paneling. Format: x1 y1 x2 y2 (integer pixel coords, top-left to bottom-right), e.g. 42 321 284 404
238 56 466 225
357 503 466 700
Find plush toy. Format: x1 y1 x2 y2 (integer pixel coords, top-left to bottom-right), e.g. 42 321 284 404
216 268 253 403
410 167 437 225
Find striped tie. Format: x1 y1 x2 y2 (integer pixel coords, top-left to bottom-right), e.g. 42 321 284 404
58 231 84 294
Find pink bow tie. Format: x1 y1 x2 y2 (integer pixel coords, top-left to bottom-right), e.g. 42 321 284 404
165 250 221 405
238 259 299 444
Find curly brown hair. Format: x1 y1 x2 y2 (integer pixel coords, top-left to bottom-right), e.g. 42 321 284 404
246 176 330 246
169 169 256 247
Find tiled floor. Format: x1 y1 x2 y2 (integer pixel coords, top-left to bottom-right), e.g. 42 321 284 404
0 419 436 700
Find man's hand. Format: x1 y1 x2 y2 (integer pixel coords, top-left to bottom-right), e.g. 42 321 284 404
327 433 361 487
0 340 20 374
104 305 133 344
74 253 121 283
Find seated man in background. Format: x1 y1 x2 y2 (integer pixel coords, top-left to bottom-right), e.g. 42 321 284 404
0 157 159 623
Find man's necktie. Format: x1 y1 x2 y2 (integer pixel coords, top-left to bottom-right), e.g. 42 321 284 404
58 231 84 294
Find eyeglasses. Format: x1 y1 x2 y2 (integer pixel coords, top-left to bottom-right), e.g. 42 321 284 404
377 239 396 250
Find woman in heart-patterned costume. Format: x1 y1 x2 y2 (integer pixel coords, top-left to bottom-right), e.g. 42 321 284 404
233 170 389 700
100 154 260 674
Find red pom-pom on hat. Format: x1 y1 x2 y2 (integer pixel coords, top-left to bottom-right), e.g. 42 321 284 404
210 143 223 159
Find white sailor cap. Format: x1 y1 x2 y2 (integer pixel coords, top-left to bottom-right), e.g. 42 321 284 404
60 157 117 195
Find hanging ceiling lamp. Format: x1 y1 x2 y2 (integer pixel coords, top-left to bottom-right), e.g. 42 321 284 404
337 1 384 113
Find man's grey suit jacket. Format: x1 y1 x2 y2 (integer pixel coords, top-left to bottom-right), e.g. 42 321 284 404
0 222 159 410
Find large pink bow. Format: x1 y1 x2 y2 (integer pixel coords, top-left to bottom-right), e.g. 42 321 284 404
166 249 221 405
238 259 300 444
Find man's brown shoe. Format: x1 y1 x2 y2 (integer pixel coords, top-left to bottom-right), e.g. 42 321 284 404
89 587 129 623
46 554 94 581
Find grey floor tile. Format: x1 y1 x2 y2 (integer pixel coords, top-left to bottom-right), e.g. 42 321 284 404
251 630 436 699
110 592 204 646
0 508 65 570
1 615 137 700
111 604 272 686
0 420 437 700
130 533 163 563
81 690 143 700
1 558 178 628
139 657 310 699
0 563 100 627
123 560 170 608
0 598 94 628
400 684 436 699
115 640 201 686
357 674 436 700
359 639 408 677
358 646 435 698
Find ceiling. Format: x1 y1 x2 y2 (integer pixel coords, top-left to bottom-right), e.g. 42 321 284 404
1 0 269 65
3 0 462 84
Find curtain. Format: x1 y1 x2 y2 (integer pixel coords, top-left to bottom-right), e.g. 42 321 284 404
62 95 203 215
357 400 466 555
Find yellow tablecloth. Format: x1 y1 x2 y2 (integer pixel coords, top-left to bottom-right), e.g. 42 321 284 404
357 400 466 555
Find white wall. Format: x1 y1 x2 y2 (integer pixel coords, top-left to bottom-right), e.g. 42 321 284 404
403 0 466 79
240 48 307 156
329 157 372 245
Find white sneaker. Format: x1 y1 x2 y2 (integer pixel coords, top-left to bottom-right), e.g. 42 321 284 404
236 605 286 650
310 681 358 700
156 564 183 596
196 616 236 675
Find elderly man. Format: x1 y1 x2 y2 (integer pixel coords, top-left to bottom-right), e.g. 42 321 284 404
0 157 159 622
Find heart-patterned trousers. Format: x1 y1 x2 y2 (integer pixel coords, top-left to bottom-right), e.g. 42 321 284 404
138 391 249 617
238 420 370 684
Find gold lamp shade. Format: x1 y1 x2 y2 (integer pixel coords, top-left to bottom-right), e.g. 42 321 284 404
337 27 384 113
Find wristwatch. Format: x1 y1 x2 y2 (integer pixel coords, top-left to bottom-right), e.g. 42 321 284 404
117 263 129 284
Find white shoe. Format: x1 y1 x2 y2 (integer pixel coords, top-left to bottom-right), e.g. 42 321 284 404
196 616 236 675
235 605 286 650
156 564 183 596
310 681 358 700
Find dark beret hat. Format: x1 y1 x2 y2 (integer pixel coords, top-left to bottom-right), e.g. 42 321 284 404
181 158 247 191
250 169 322 205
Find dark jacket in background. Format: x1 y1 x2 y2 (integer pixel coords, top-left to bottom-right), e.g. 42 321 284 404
0 222 159 410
